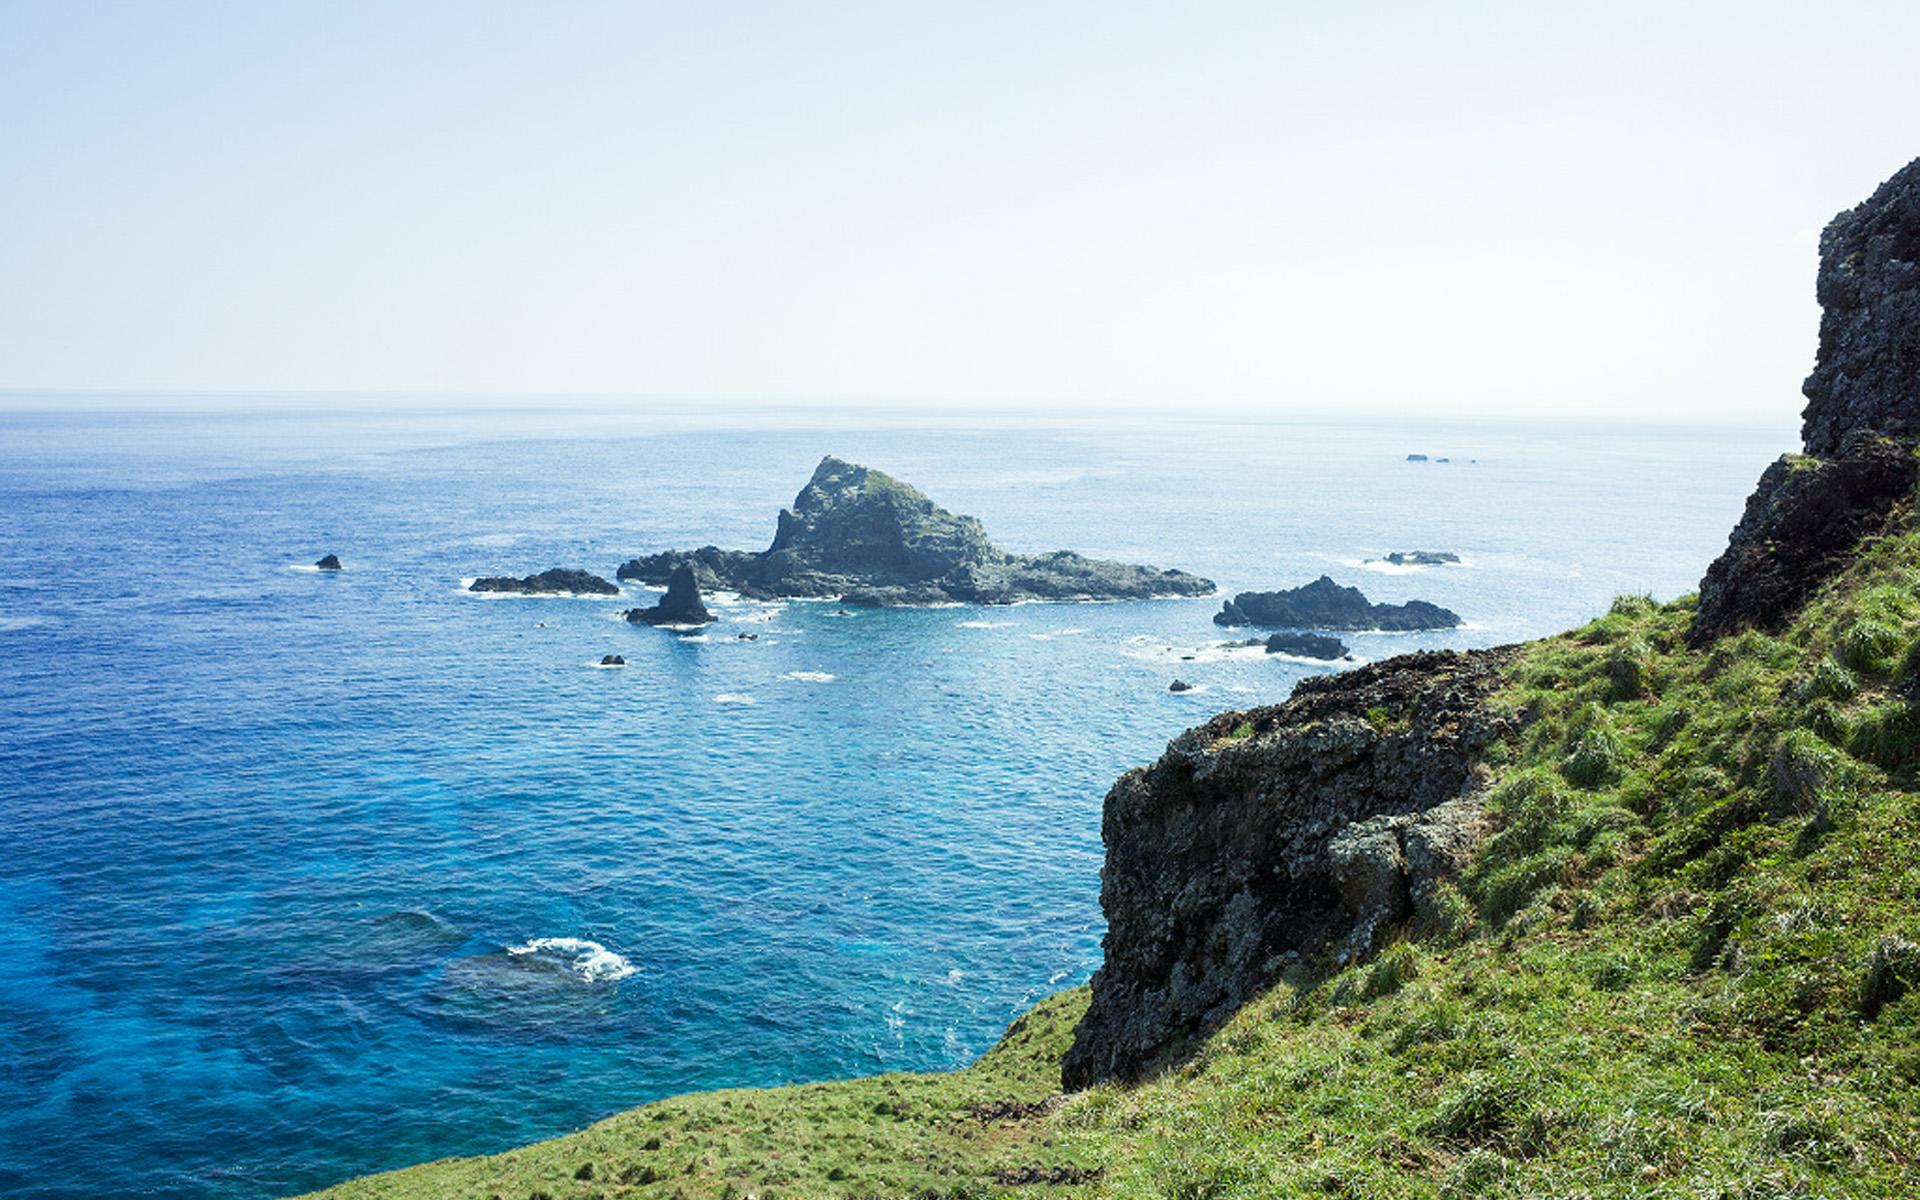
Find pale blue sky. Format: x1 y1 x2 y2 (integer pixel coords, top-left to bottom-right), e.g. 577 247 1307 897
1 1 1916 421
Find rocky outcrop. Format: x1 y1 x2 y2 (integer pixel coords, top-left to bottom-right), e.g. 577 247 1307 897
1264 632 1349 659
1061 648 1515 1088
1214 576 1461 631
627 564 716 626
1693 159 1920 644
617 456 1214 606
1379 551 1458 567
469 568 618 596
1691 434 1917 642
315 554 342 571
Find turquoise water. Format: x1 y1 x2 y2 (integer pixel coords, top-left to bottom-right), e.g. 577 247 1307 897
0 409 1786 1198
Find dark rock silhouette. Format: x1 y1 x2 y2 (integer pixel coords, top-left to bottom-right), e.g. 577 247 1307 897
1379 550 1459 566
315 554 342 571
617 456 1213 606
1694 157 1920 643
1214 576 1460 631
469 568 617 596
1263 632 1349 659
1168 679 1195 693
627 564 716 627
599 655 625 666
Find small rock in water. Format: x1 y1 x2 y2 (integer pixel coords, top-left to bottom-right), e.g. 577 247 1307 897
315 553 342 570
600 654 625 666
1168 679 1195 693
1405 453 1428 462
736 632 757 640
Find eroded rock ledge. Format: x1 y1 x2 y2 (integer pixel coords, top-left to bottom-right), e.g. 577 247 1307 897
1062 647 1515 1088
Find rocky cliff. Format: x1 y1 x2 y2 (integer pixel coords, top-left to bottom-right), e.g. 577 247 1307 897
1061 648 1514 1087
1066 158 1920 1089
1693 157 1920 643
617 456 1214 606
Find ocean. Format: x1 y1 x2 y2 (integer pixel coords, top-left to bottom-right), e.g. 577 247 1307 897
0 406 1789 1198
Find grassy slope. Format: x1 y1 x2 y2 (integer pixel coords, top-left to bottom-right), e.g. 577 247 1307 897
306 507 1920 1200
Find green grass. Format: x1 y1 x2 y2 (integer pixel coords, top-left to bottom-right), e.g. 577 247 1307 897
304 506 1920 1200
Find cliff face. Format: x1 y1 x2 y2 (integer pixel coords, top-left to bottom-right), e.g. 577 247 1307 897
617 456 1215 606
1692 158 1920 643
1066 158 1920 1090
1061 648 1514 1087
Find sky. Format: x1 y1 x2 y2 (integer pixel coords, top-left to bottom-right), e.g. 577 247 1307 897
1 2 1916 423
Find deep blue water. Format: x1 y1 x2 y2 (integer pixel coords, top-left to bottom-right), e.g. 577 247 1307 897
0 408 1787 1199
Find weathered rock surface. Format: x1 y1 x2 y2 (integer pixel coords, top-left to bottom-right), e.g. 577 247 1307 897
315 553 342 571
627 564 716 626
1214 575 1461 631
1693 158 1920 644
1263 632 1350 659
1692 433 1917 643
1061 648 1515 1088
469 567 618 596
1802 157 1920 456
618 456 1213 606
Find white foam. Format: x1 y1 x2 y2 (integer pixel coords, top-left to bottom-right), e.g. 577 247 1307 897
714 693 756 704
0 615 49 632
956 620 1012 629
506 937 636 982
468 532 522 548
1027 627 1090 641
779 670 836 683
586 660 627 669
1122 638 1268 664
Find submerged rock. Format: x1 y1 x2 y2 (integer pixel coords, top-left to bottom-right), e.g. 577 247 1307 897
616 455 1213 606
627 564 716 626
1061 648 1516 1088
1263 631 1349 659
1214 575 1460 631
315 553 342 571
1693 156 1920 644
469 568 618 596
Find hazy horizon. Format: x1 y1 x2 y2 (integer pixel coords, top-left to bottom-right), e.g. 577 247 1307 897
4 2 1915 424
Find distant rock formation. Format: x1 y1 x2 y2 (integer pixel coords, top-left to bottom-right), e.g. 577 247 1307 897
1213 576 1461 631
1061 648 1516 1088
1168 679 1195 693
469 568 618 596
315 553 342 571
617 456 1214 607
599 654 626 666
1263 631 1349 659
627 563 716 626
1379 550 1458 566
1405 454 1427 462
1693 157 1920 643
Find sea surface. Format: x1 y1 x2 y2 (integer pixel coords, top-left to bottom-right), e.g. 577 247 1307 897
0 406 1790 1199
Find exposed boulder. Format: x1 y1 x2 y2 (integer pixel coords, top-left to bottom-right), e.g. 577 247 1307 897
627 564 716 626
315 553 342 571
1693 158 1920 644
469 568 618 595
1061 648 1515 1088
617 456 1213 606
1168 679 1195 693
1214 576 1461 631
1263 632 1350 659
599 654 626 666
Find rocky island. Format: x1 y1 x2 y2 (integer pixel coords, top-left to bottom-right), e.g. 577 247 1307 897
1213 574 1461 630
1377 549 1459 566
625 563 716 626
468 567 619 596
314 553 342 571
616 456 1214 607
